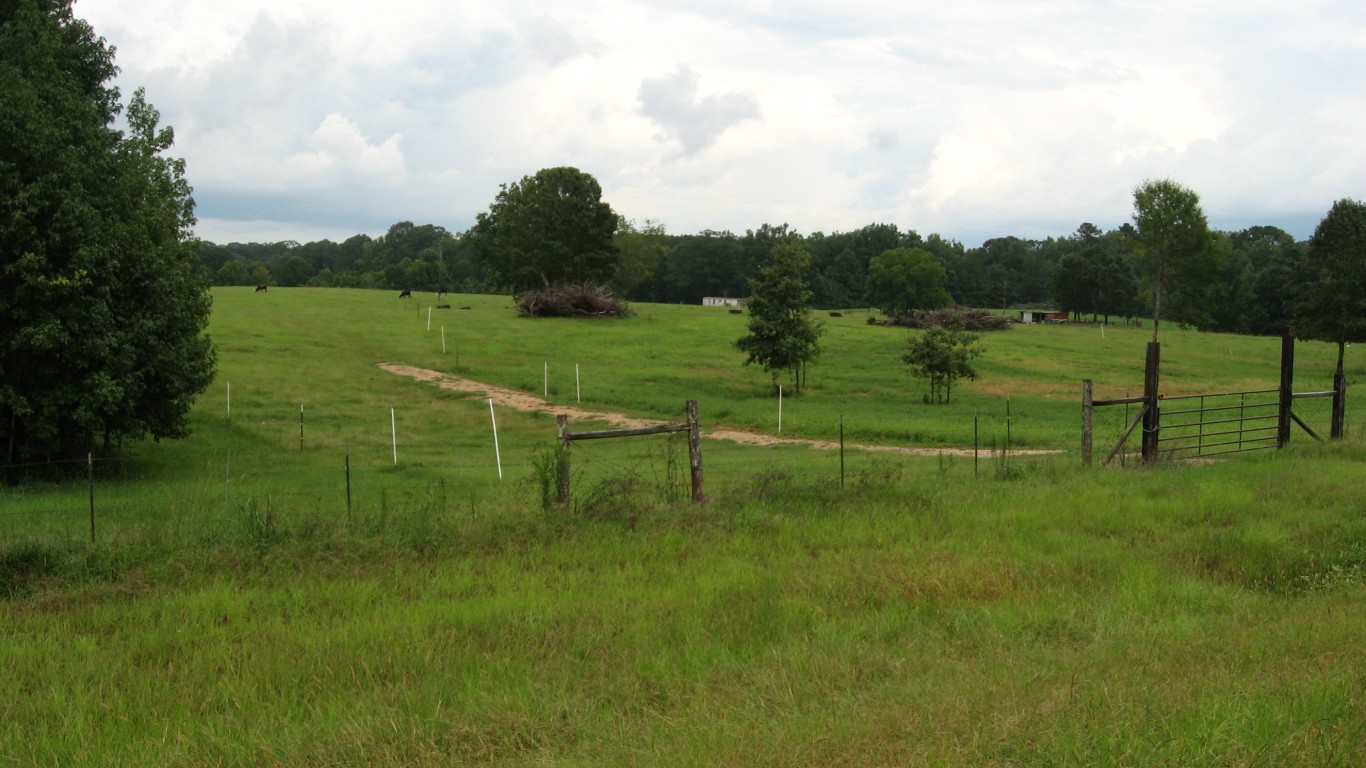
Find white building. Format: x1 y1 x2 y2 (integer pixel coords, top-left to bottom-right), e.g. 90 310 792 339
702 297 745 307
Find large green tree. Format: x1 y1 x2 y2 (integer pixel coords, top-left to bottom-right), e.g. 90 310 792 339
1 0 215 466
863 247 952 316
1295 198 1366 377
1131 179 1223 339
735 244 824 393
471 167 619 293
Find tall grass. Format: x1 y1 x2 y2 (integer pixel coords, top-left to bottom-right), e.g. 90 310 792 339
1 287 1363 766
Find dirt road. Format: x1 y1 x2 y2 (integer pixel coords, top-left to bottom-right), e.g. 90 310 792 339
380 363 1059 457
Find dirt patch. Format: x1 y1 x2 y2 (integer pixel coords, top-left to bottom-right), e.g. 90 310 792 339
379 363 1060 457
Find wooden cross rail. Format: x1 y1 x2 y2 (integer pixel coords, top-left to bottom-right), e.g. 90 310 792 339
555 400 704 505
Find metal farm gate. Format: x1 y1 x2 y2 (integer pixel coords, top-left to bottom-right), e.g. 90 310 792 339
1081 330 1346 466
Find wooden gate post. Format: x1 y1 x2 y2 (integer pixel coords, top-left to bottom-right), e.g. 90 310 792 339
1278 328 1295 447
556 414 570 504
686 400 704 504
1142 342 1161 463
1081 379 1094 467
1332 371 1346 440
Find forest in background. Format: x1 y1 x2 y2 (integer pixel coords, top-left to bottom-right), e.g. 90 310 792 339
195 217 1302 337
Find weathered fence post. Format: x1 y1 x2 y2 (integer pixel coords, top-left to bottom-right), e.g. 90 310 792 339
1278 328 1295 447
687 400 704 504
556 414 570 504
1142 342 1161 463
1081 379 1093 467
1332 369 1346 441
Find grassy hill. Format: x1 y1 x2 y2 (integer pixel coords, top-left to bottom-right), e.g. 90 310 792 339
2 288 1364 766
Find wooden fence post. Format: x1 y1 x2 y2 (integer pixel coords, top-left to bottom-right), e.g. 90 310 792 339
687 400 704 504
1332 370 1346 441
1142 342 1161 463
1081 379 1093 467
556 414 570 504
1278 328 1294 447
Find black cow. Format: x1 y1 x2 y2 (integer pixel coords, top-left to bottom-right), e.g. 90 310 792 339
255 283 268 292
398 289 412 298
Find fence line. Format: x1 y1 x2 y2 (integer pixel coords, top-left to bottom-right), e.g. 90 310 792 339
3 408 1051 545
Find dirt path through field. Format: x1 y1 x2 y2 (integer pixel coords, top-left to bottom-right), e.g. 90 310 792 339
379 363 1061 457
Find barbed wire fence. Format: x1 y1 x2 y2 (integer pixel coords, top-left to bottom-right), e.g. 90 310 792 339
3 376 1352 550
1 399 1068 547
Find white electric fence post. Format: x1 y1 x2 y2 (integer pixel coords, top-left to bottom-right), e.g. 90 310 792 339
488 398 503 480
778 385 783 433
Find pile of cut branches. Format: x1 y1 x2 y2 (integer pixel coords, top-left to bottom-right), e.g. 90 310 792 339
869 305 1012 331
516 283 631 318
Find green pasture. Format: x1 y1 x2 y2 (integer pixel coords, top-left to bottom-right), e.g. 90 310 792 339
2 287 1365 766
207 287 1357 454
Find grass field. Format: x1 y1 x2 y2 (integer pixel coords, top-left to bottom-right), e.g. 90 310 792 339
2 288 1364 766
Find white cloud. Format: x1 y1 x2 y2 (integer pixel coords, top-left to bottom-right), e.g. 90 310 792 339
638 65 762 155
281 113 407 186
70 0 1366 245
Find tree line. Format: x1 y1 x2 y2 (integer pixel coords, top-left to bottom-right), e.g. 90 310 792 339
199 208 1310 338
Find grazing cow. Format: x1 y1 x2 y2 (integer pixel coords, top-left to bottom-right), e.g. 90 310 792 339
728 308 743 314
255 283 268 292
435 304 451 309
398 289 412 298
829 311 843 317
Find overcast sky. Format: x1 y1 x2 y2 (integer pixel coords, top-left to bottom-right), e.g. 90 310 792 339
75 0 1366 247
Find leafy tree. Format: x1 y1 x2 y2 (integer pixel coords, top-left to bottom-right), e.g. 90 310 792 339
807 223 919 307
1131 179 1223 339
1051 224 1141 323
1 0 215 465
272 252 312 287
1213 226 1302 335
735 244 824 393
215 258 250 286
864 247 952 315
902 325 983 404
612 217 667 300
1052 250 1097 318
471 167 619 293
654 230 736 303
1295 198 1366 377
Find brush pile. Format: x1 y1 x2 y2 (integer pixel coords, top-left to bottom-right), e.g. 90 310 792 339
515 283 630 318
869 305 1012 331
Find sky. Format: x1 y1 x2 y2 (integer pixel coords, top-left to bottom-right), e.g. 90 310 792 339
73 0 1366 248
